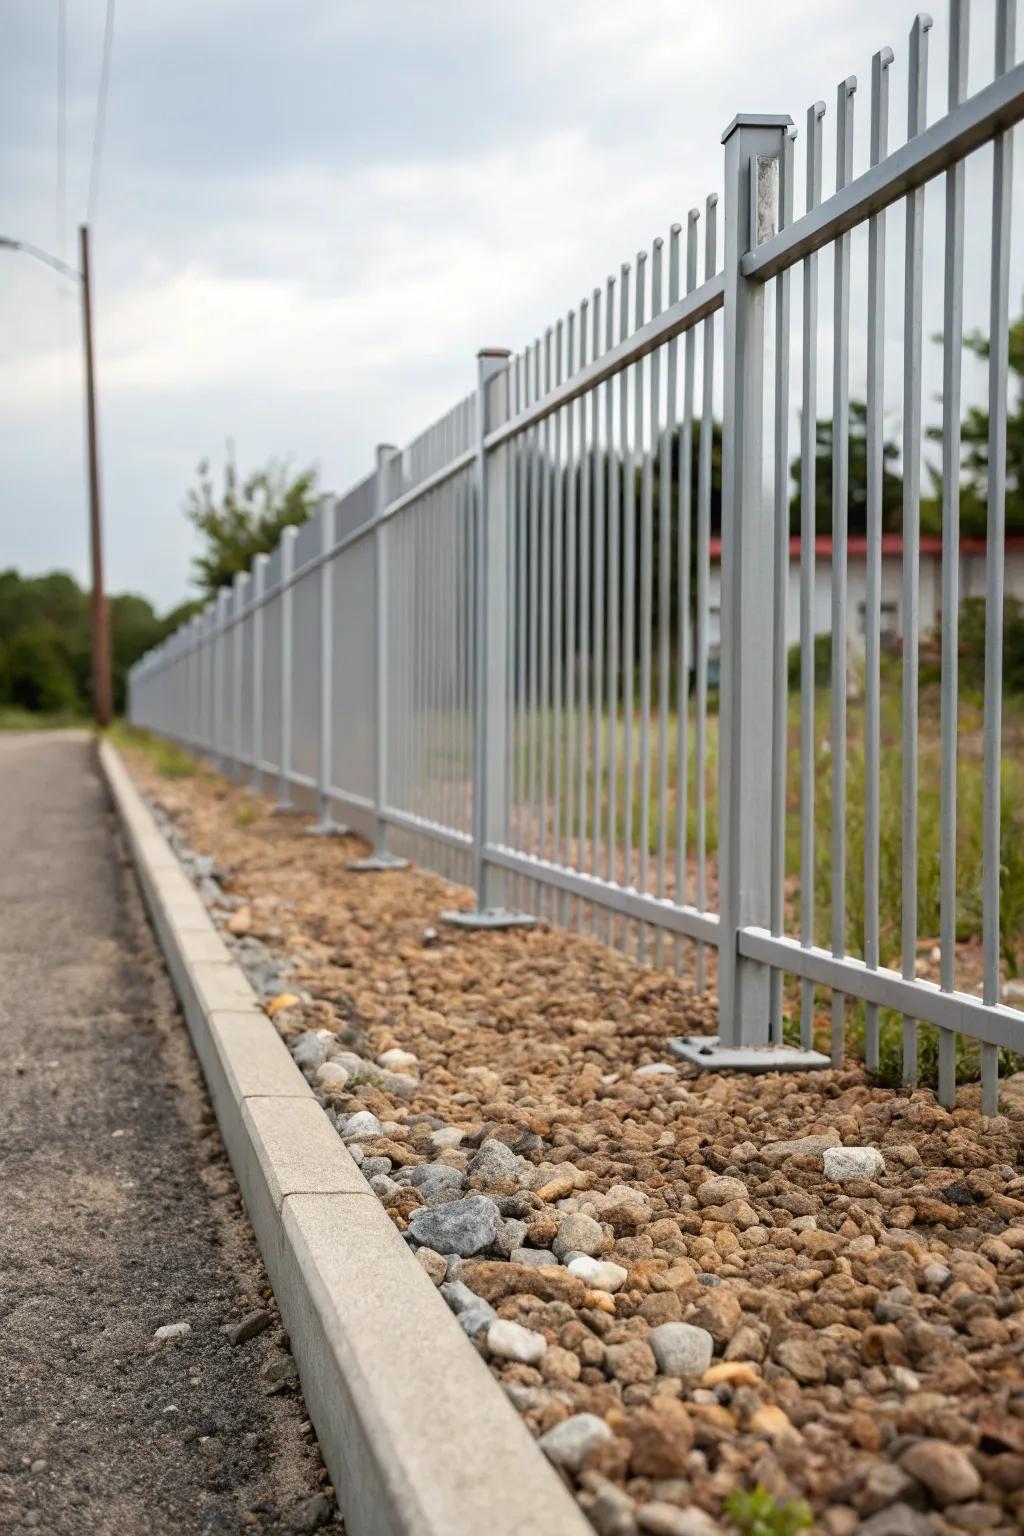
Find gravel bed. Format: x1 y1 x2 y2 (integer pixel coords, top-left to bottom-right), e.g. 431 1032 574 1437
128 753 1024 1536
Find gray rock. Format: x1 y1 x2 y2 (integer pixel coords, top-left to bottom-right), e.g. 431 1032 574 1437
510 1247 558 1269
648 1322 714 1376
587 1476 638 1535
468 1138 521 1187
855 1506 932 1536
368 1174 400 1199
288 1493 333 1533
291 1031 330 1071
406 1163 466 1200
439 1280 497 1336
342 1110 383 1141
407 1195 500 1257
538 1412 612 1473
823 1146 886 1181
922 1262 952 1292
492 1217 529 1258
360 1156 393 1180
552 1212 604 1258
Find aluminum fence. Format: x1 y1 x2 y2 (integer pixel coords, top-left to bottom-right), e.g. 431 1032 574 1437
131 0 1024 1113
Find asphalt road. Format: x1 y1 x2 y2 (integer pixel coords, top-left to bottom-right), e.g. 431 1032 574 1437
0 733 339 1535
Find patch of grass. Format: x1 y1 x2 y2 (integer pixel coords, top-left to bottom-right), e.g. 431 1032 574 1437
107 721 197 779
233 801 260 828
862 1008 1024 1091
724 1486 812 1536
0 704 84 731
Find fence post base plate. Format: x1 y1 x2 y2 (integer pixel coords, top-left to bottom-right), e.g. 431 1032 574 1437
348 853 409 872
440 908 538 930
669 1035 831 1073
305 820 350 838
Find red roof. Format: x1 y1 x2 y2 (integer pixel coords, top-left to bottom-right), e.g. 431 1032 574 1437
708 534 1024 560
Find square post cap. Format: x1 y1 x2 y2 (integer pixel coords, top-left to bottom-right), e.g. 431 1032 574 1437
721 113 793 144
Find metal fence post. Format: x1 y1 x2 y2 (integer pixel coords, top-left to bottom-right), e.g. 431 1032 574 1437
232 570 248 779
251 553 268 792
214 587 230 771
684 111 825 1069
187 614 200 754
308 494 348 836
275 525 298 812
349 445 408 871
443 350 535 928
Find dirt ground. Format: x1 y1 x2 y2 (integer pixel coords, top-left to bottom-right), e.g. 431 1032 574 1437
0 734 341 1536
125 742 1024 1536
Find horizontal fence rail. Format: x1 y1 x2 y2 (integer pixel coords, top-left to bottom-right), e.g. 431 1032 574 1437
130 0 1024 1115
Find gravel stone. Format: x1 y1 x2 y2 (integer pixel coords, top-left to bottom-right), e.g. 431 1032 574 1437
538 1413 613 1473
509 1247 559 1269
552 1212 604 1258
566 1256 629 1293
154 1322 191 1343
408 1195 500 1257
486 1318 547 1364
823 1147 886 1181
648 1323 714 1377
226 1309 273 1345
492 1216 530 1257
406 1163 466 1200
291 1031 331 1071
341 1110 383 1140
899 1440 981 1506
468 1138 521 1187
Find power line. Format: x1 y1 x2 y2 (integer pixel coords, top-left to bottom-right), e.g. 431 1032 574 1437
56 0 66 263
86 0 116 226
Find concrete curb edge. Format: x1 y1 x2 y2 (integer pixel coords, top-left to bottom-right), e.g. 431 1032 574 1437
99 741 593 1536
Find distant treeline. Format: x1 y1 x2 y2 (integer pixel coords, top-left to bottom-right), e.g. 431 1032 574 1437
0 569 201 718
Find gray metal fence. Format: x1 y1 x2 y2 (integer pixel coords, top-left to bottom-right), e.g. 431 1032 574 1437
130 0 1024 1113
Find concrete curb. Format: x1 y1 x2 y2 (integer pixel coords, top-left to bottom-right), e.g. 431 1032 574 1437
99 742 593 1536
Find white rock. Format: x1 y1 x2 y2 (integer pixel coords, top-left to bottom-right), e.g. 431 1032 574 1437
648 1322 714 1376
566 1256 629 1293
486 1318 547 1365
377 1048 418 1073
342 1110 383 1141
314 1061 350 1093
538 1413 612 1473
823 1146 886 1182
154 1322 191 1343
635 1062 677 1077
431 1126 465 1150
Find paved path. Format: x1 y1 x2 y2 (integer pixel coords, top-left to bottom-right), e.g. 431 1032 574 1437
0 734 337 1535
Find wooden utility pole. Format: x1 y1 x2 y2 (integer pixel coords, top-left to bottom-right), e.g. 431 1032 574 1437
79 223 112 727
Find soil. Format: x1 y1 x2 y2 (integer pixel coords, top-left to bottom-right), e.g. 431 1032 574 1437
124 744 1024 1536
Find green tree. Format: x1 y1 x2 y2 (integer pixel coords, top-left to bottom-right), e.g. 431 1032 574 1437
7 621 79 712
185 448 319 597
789 400 903 537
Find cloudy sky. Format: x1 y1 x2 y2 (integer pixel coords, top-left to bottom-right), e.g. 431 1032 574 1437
0 1 1018 612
